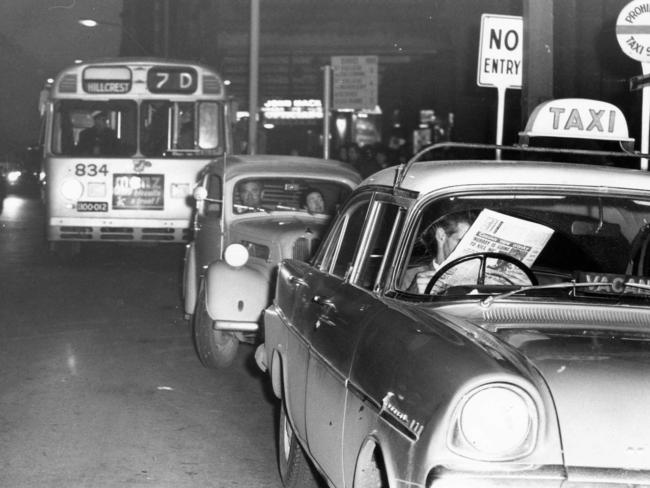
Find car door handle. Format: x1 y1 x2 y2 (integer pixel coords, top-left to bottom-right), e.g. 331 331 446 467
288 275 308 287
312 295 337 313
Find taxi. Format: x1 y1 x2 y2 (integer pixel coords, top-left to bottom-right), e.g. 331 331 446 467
182 154 360 368
258 99 650 488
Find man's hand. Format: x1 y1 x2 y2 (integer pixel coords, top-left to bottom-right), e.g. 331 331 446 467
415 268 437 294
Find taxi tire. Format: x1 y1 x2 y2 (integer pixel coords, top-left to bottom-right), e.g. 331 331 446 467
278 404 320 488
193 283 238 369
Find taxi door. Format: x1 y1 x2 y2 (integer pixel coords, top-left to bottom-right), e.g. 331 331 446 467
303 194 406 486
272 195 372 450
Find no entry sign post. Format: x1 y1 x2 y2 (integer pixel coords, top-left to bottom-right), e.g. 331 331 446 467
477 14 523 151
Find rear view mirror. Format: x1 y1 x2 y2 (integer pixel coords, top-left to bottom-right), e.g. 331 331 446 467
571 220 621 237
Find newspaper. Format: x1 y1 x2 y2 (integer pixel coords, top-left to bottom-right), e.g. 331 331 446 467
431 209 554 294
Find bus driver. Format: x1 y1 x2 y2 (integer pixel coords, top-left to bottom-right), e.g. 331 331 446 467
77 111 118 156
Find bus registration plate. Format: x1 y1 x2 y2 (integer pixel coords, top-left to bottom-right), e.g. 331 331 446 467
77 201 109 212
112 174 165 210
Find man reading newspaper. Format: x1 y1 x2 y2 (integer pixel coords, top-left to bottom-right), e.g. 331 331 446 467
412 209 554 294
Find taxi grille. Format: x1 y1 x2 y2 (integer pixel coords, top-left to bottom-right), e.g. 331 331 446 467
292 237 320 262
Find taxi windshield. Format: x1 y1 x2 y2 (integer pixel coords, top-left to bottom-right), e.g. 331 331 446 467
399 191 650 300
233 178 352 215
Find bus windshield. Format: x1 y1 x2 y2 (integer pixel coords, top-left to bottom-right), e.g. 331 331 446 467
51 99 225 158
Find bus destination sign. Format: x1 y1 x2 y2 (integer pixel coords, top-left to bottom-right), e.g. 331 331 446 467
83 66 132 94
147 67 198 94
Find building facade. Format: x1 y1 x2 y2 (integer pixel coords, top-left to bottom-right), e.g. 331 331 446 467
122 0 642 157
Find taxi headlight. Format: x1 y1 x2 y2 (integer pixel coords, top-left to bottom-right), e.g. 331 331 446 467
449 384 537 460
60 179 84 200
224 243 249 268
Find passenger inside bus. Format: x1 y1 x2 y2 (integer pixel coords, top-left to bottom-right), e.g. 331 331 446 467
177 108 195 149
77 111 118 156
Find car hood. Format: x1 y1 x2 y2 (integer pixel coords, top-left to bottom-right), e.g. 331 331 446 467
500 326 650 470
229 214 330 241
435 300 650 470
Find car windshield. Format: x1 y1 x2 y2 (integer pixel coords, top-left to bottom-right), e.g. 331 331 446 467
233 177 352 215
398 191 650 301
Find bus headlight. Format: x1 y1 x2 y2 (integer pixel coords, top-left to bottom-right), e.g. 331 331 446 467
449 384 538 460
60 179 84 201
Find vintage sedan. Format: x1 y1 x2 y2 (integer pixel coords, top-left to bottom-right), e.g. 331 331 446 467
183 154 360 368
259 101 650 488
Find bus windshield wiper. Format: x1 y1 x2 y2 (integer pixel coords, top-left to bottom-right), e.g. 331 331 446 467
480 280 650 308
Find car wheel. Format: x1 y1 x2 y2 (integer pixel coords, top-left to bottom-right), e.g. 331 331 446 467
278 404 320 488
193 283 238 368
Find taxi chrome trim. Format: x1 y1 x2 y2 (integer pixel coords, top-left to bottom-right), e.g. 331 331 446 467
213 320 258 331
429 465 650 487
393 142 650 189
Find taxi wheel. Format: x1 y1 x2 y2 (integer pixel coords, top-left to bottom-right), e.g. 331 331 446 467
193 283 238 368
278 403 320 488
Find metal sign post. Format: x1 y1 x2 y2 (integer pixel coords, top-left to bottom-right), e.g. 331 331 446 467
477 14 523 157
323 65 332 159
616 0 650 170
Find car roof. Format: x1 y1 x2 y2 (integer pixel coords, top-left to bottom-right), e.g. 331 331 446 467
211 154 361 184
362 159 650 194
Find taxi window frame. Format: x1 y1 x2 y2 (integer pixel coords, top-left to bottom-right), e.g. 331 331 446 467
314 188 414 290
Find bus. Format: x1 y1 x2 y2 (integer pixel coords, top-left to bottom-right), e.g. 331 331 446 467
39 58 234 257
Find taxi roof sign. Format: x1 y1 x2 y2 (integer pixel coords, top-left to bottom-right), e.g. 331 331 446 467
519 98 633 144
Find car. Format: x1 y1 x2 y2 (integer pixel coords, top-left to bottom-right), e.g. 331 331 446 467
183 154 360 368
259 99 650 488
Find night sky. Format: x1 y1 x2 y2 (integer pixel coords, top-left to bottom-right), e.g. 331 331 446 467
0 0 122 158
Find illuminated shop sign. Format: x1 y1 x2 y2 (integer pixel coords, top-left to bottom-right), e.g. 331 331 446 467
262 99 323 120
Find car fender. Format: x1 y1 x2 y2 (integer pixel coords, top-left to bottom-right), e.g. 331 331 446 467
183 242 197 316
204 259 272 327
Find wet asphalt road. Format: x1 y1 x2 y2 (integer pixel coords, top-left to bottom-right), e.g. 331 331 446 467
0 193 283 487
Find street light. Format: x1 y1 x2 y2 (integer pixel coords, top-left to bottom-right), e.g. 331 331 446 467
78 18 149 56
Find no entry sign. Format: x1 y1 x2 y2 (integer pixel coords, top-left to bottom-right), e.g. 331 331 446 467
477 14 523 89
477 14 523 148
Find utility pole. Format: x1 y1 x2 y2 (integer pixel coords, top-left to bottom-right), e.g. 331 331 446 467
522 0 554 124
248 0 260 155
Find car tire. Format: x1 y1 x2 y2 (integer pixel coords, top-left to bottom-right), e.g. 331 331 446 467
193 282 238 368
278 403 321 488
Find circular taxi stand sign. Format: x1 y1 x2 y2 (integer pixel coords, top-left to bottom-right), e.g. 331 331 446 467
616 0 650 63
616 0 650 170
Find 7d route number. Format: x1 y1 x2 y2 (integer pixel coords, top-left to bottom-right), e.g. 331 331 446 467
75 163 109 177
